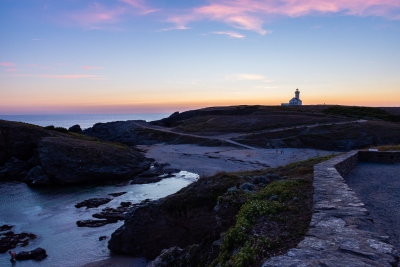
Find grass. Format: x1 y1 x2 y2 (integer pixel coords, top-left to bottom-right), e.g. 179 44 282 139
204 154 336 267
323 105 400 122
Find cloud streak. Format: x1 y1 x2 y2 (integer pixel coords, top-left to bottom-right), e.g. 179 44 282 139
166 0 400 34
68 0 157 27
3 73 104 80
81 66 104 70
1 62 16 67
211 31 245 39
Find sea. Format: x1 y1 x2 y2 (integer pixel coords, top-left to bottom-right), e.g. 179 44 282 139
0 113 171 130
0 113 200 267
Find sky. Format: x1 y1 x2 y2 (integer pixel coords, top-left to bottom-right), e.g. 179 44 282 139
1 0 400 114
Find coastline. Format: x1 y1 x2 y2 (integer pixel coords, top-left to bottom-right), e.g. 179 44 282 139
80 255 147 267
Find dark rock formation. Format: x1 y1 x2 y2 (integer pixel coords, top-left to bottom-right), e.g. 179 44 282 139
75 198 112 208
0 120 153 185
68 124 82 133
146 247 185 267
0 120 53 166
0 157 29 180
130 163 180 184
108 175 240 259
16 247 47 261
0 225 37 253
36 136 152 185
23 166 52 185
77 219 111 227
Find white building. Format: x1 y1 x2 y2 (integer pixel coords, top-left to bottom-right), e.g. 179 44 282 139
281 88 302 106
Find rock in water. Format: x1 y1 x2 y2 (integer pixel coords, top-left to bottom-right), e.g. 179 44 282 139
0 225 37 253
68 124 82 133
16 247 47 261
75 198 112 208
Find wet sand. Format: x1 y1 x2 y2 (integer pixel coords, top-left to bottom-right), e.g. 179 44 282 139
81 255 147 267
138 144 336 177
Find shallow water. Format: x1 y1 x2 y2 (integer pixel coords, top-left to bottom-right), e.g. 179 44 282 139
0 171 198 267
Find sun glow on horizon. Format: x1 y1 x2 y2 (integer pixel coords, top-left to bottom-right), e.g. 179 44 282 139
1 1 399 113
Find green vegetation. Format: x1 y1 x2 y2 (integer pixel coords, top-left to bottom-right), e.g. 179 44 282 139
323 106 400 122
212 180 305 267
209 154 337 267
150 154 338 267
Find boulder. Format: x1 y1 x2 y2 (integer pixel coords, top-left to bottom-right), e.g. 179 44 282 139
16 247 47 261
37 137 152 185
68 124 82 133
0 225 37 253
75 198 112 208
23 166 52 185
76 219 110 227
0 157 29 180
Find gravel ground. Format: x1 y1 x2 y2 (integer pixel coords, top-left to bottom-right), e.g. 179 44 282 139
345 162 400 252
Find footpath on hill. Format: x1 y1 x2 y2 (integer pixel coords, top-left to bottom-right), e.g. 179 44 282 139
346 162 400 253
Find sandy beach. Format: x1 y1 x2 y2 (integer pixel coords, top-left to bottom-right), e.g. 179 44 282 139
138 144 336 177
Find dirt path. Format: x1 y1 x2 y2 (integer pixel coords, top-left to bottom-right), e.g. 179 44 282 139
133 120 367 150
345 162 400 252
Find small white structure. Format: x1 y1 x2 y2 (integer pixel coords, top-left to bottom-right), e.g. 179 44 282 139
281 88 302 106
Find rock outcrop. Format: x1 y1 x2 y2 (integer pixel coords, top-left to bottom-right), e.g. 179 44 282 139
35 136 151 185
68 124 82 133
0 120 152 185
16 247 47 261
0 157 29 180
108 175 240 259
0 225 37 253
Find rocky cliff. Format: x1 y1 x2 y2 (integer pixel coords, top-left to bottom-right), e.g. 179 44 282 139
0 120 151 185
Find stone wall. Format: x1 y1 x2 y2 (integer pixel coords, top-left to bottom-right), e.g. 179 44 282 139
262 151 399 267
359 151 400 164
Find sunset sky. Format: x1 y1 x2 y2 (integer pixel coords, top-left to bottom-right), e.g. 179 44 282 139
1 0 400 114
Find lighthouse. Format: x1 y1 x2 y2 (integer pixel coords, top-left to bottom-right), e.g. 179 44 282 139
281 88 302 106
295 88 300 100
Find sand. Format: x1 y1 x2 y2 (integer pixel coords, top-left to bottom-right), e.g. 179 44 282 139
138 144 336 177
81 255 147 267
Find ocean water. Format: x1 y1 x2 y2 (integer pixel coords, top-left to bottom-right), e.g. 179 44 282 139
0 172 199 267
0 113 170 130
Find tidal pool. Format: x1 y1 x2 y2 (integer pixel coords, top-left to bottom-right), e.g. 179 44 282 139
0 171 199 267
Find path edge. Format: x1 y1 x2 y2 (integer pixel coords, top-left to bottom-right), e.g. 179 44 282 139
263 151 400 267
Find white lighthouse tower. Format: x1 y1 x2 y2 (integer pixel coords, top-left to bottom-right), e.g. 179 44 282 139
281 88 302 106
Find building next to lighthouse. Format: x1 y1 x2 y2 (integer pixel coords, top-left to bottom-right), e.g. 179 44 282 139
281 88 302 106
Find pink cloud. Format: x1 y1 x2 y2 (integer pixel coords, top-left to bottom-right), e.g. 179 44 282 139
81 66 104 70
3 73 103 80
1 62 15 67
44 74 100 79
6 68 18 72
68 1 158 27
119 0 158 14
211 31 245 39
69 3 127 25
166 0 400 34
